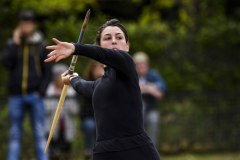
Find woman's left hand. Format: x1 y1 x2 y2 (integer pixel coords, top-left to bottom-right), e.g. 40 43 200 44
44 38 75 62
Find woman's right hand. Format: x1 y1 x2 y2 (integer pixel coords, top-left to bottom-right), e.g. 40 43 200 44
61 70 78 85
45 38 75 62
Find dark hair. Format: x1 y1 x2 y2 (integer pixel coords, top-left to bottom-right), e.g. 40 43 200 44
83 60 104 80
18 10 36 21
95 19 128 45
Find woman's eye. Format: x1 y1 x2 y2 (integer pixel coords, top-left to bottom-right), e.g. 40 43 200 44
103 37 111 40
116 36 122 40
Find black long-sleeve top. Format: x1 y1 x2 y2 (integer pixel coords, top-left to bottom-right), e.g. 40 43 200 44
71 44 152 153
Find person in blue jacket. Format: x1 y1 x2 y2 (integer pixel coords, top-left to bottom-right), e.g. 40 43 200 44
133 51 167 146
45 19 160 160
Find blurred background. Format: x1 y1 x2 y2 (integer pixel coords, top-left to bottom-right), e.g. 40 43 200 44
0 0 239 159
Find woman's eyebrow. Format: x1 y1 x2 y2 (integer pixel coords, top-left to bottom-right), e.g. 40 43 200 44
116 33 123 36
102 33 123 37
103 34 111 37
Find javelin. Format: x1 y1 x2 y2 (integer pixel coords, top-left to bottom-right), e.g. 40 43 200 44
44 9 91 153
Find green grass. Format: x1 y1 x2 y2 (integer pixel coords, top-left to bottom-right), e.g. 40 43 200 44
162 152 240 160
21 152 240 160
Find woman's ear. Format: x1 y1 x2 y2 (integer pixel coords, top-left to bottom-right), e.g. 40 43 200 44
126 42 130 52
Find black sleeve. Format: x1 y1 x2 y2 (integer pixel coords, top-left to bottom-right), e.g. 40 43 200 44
70 76 95 98
1 41 19 70
39 42 53 97
73 44 135 77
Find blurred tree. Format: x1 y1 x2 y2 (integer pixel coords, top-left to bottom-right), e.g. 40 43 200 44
98 0 142 19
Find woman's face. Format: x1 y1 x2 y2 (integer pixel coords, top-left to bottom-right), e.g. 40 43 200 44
100 26 129 52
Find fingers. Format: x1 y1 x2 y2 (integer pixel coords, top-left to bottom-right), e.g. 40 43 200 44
55 55 65 62
47 51 56 57
46 38 61 50
45 50 57 62
52 38 61 44
61 70 69 77
61 70 71 85
44 56 55 63
44 50 65 62
45 38 72 63
46 38 59 50
46 45 57 50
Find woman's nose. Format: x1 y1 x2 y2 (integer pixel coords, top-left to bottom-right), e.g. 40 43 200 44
112 37 117 44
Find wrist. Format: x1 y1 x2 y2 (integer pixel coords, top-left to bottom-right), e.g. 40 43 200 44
69 73 78 81
69 75 76 81
70 43 75 54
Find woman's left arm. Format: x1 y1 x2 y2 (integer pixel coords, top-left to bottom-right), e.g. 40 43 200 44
74 43 135 77
45 38 135 77
70 76 95 98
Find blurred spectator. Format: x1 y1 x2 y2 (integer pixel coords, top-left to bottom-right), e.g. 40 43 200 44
80 60 104 160
133 51 167 146
44 63 79 160
2 10 51 160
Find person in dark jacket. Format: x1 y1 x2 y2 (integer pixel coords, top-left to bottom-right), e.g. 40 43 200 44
45 19 160 160
2 10 51 160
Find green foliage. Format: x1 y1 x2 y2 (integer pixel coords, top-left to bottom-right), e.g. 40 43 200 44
0 0 239 156
163 152 240 160
160 93 240 152
9 0 97 14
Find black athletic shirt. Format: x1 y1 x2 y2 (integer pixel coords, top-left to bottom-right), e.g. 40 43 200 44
71 44 152 153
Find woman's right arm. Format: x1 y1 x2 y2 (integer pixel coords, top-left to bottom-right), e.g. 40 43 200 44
61 70 95 98
70 76 95 98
